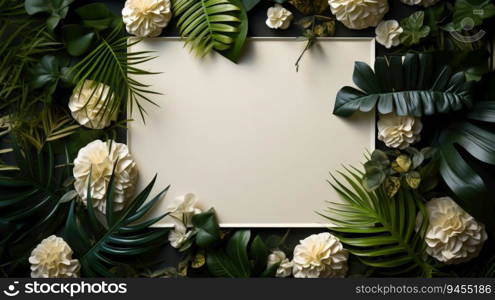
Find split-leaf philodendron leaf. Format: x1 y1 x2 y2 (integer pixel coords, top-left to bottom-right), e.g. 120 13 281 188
432 72 495 232
333 53 474 117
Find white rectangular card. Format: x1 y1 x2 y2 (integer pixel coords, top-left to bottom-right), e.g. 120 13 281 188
128 38 375 227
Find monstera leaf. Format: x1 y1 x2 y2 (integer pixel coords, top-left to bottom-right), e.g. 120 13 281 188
333 53 473 117
173 0 248 63
322 168 434 277
432 72 495 231
63 175 170 277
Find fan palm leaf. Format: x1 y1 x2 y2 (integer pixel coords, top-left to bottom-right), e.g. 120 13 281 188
63 175 170 277
322 167 435 277
173 0 248 63
333 53 473 117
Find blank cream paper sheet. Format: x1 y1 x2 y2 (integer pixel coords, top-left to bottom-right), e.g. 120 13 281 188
128 38 375 227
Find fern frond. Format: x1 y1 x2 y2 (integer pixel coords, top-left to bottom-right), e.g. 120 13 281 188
323 168 434 277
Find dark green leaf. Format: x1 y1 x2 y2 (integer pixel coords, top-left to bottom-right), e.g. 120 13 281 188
226 230 251 277
62 24 96 57
62 175 171 277
241 0 260 11
75 3 120 31
333 53 473 117
192 208 221 248
24 0 75 29
450 0 495 30
250 235 269 275
400 11 431 47
30 55 68 90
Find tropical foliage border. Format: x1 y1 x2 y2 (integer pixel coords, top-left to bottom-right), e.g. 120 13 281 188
1 0 495 278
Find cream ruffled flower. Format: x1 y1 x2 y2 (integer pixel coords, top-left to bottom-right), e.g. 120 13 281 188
400 0 440 7
73 140 138 213
168 222 192 248
68 80 113 130
328 0 389 30
29 235 80 278
417 197 488 264
266 4 293 30
375 20 403 48
0 114 12 136
292 232 348 278
267 250 293 278
377 113 422 149
167 193 202 220
122 0 172 37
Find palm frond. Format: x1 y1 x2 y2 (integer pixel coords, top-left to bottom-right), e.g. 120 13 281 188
0 0 59 103
69 24 160 123
0 140 70 266
322 167 435 277
63 175 170 277
173 0 248 62
15 108 79 151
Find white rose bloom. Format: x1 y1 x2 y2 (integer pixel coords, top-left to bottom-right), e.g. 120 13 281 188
292 232 348 278
377 113 422 149
68 80 113 130
122 0 172 37
328 0 389 30
267 250 293 278
73 140 138 213
400 0 440 7
29 235 80 278
375 20 403 48
168 222 192 248
266 4 293 30
417 197 488 265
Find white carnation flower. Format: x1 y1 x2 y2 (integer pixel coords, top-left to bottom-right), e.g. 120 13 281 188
328 0 389 30
168 222 192 249
292 232 348 278
29 235 80 278
417 197 488 264
377 113 422 149
266 4 293 30
267 250 293 278
375 20 403 48
73 140 138 213
122 0 172 37
68 80 113 130
400 0 440 7
167 193 201 220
